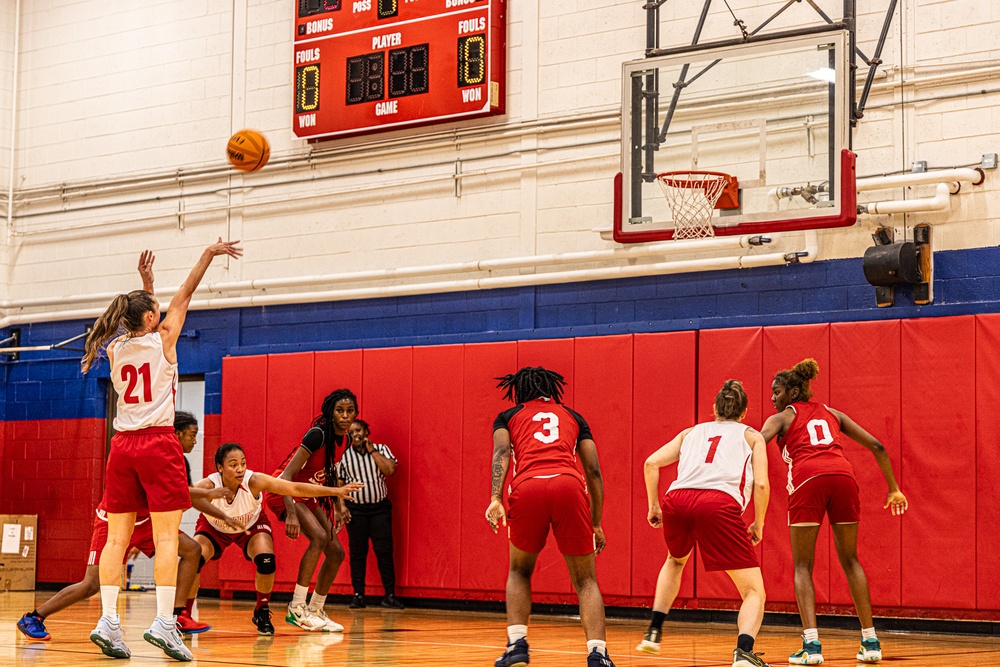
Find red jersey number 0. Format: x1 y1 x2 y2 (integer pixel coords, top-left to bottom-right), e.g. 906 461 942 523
121 363 152 404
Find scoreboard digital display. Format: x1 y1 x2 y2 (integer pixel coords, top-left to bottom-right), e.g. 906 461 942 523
293 0 506 140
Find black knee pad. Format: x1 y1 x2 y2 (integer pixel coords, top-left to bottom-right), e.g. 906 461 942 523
197 555 206 573
254 553 276 575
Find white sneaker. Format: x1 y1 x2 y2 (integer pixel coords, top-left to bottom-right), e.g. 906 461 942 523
285 603 327 632
90 614 131 659
143 615 193 662
309 607 345 633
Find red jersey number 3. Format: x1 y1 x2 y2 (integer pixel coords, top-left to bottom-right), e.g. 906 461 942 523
532 412 560 444
121 363 152 404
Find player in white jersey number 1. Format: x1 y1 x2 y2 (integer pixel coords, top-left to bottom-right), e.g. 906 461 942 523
188 443 362 635
638 380 771 667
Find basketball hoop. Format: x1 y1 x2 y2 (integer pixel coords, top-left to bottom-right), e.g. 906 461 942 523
655 171 732 240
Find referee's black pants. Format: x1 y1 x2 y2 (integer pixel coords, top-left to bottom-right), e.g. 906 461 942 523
345 499 395 597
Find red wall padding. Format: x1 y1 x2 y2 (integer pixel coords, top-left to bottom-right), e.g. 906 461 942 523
193 321 995 620
975 315 1000 611
630 332 696 601
900 316 977 610
696 327 763 601
762 324 832 606
828 320 902 608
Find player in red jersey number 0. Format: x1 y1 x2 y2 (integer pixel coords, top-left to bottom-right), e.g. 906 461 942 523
486 366 615 667
761 359 908 666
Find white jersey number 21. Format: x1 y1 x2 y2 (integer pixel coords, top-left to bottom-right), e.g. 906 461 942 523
533 412 560 444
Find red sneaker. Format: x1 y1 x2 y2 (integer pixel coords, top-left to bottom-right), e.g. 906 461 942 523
176 609 211 634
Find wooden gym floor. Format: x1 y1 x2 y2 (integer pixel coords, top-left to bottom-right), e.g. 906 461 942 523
2 591 999 666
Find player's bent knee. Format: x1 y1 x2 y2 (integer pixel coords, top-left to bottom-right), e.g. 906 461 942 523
254 553 276 575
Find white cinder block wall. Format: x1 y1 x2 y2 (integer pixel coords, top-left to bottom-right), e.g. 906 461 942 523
0 0 997 308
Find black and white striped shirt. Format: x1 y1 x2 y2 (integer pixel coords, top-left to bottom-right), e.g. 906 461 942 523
337 444 396 505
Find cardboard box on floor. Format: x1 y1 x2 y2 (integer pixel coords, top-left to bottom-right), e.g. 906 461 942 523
0 515 37 591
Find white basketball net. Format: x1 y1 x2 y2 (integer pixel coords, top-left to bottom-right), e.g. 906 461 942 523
655 172 730 240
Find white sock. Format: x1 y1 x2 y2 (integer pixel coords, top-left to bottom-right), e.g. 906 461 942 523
308 593 327 612
861 627 877 641
507 624 528 642
156 586 176 620
587 640 607 656
291 584 309 608
100 585 119 619
803 628 819 643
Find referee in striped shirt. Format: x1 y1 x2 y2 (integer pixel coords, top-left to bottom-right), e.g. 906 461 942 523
338 419 403 609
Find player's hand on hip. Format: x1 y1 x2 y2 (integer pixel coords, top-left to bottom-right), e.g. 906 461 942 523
207 237 244 259
285 513 301 540
747 521 764 546
485 499 506 534
884 490 908 516
593 526 607 555
647 505 663 529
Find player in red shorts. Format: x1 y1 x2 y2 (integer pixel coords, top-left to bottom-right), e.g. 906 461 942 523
760 358 908 665
637 380 770 667
262 388 358 632
485 366 615 667
189 442 362 635
81 239 242 661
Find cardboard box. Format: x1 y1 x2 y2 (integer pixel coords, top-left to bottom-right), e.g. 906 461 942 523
0 515 37 591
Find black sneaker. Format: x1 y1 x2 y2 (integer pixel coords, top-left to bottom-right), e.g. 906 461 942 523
733 647 770 667
380 595 405 610
636 627 661 654
587 648 615 667
349 594 366 609
495 637 530 667
252 606 274 636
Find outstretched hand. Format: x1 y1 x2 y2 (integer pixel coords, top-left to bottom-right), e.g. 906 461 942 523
334 481 364 499
884 489 908 516
206 237 243 259
138 250 155 291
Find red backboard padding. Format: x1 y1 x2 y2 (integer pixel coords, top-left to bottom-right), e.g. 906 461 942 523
630 332 697 600
901 316 977 609
574 335 633 597
762 324 831 605
459 342 517 594
975 314 1000 610
407 345 464 589
829 320 902 608
695 327 763 600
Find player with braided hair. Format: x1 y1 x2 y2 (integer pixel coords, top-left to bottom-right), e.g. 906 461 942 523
761 359 908 665
487 366 615 667
263 388 358 632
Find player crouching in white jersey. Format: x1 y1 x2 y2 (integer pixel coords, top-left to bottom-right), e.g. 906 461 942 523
638 380 771 667
189 443 363 635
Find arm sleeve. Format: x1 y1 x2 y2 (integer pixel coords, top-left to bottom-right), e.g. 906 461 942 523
493 405 522 433
300 426 325 453
565 408 594 442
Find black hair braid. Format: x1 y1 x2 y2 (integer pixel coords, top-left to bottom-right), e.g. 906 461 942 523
495 366 567 404
312 388 358 492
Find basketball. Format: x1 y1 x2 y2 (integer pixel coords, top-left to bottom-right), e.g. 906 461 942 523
226 129 270 172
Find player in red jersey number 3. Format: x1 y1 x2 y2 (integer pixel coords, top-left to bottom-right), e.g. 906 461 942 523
486 367 615 667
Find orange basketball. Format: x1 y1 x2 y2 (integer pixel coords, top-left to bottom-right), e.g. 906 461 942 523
226 129 270 172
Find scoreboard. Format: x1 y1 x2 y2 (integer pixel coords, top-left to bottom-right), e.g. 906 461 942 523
293 0 506 140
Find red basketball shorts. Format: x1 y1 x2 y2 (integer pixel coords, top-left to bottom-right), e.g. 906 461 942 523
88 516 155 565
263 491 320 522
507 474 594 557
661 488 759 572
103 427 191 513
195 514 273 561
788 474 861 525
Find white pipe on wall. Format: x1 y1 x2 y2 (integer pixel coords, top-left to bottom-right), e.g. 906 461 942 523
0 233 776 310
5 0 21 243
856 168 983 191
0 233 815 329
860 182 954 215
